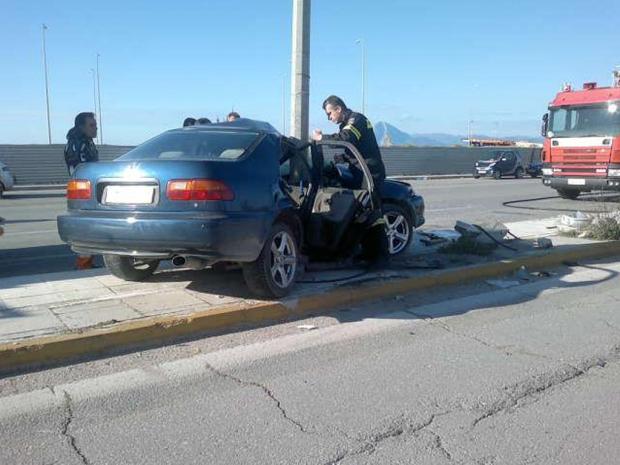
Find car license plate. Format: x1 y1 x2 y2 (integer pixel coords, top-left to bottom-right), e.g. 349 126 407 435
567 178 586 186
478 169 486 173
104 185 156 204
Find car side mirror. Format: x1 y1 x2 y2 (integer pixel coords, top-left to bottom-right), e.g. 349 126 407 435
541 113 548 137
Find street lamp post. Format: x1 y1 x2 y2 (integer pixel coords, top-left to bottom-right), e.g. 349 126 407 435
90 68 98 143
356 39 366 114
96 53 104 145
41 24 52 144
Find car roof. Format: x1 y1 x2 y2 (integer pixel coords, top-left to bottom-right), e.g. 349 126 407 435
177 118 281 135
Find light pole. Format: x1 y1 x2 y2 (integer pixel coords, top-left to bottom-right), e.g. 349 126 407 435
41 24 52 144
355 39 366 114
90 68 98 143
290 0 311 141
96 53 104 144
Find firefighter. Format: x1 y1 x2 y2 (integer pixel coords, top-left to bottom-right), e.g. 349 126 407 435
64 112 99 269
312 95 389 268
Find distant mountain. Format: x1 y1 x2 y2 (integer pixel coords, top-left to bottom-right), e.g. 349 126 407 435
373 121 542 147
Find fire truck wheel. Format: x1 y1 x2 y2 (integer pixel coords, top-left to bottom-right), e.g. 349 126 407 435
556 188 581 200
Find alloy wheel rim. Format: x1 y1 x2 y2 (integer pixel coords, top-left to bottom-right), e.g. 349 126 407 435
384 212 410 254
270 231 297 288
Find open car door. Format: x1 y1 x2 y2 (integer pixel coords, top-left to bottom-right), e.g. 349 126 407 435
302 140 377 258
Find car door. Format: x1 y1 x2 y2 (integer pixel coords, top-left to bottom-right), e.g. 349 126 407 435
503 151 517 175
304 141 375 254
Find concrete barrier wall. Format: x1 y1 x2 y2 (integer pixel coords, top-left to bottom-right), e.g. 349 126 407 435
0 144 541 185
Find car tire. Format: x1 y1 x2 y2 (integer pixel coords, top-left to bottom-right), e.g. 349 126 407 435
242 222 299 298
515 167 524 179
103 255 160 282
556 188 581 200
383 203 413 256
493 170 501 180
473 175 480 179
0 183 4 198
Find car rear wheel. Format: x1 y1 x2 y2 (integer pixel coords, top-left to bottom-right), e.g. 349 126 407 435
556 188 581 200
383 203 413 256
103 255 160 281
515 167 524 179
242 222 299 298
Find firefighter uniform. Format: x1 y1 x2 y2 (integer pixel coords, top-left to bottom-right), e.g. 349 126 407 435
323 109 389 265
322 109 386 187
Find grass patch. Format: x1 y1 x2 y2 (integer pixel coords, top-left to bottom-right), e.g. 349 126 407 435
439 237 496 256
587 217 620 240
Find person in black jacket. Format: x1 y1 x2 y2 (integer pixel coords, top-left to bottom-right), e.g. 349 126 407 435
64 112 99 175
64 112 99 269
312 95 389 268
312 95 386 187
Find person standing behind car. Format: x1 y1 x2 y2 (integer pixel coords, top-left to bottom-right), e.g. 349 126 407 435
64 112 99 269
227 112 240 122
64 112 99 176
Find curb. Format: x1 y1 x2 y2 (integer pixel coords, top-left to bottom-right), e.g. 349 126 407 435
1 240 619 374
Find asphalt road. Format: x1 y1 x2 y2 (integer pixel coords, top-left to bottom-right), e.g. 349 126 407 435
1 178 619 277
2 258 620 464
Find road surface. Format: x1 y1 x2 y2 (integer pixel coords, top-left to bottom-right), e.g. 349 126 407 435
1 258 620 464
1 179 619 277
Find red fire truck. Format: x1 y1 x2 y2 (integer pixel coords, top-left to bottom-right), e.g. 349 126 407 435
541 70 620 199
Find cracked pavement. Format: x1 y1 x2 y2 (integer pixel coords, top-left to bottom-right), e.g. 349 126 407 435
1 259 620 464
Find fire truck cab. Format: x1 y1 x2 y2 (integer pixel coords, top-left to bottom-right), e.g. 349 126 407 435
541 70 620 199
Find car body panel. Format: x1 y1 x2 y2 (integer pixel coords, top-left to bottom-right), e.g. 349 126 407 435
58 125 290 262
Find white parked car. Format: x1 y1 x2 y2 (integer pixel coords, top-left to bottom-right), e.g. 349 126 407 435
0 161 15 197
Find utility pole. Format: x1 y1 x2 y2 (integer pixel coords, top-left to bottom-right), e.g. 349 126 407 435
41 24 52 144
282 75 287 135
290 0 311 140
90 69 98 143
356 39 367 114
96 53 104 144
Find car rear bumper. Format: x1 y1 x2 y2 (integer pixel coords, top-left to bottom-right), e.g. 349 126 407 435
57 211 273 262
542 177 620 190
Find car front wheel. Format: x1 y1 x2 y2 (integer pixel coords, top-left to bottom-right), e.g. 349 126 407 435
242 222 299 298
493 170 502 180
103 255 160 281
515 167 524 179
383 203 413 256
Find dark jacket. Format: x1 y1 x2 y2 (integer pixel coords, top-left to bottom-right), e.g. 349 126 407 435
64 127 98 171
323 109 386 184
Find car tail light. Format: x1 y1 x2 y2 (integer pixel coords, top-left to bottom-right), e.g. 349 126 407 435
67 180 92 200
167 179 234 201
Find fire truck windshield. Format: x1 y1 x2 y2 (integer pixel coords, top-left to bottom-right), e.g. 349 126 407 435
548 103 620 138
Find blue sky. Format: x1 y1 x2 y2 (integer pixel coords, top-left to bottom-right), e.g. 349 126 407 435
1 0 619 144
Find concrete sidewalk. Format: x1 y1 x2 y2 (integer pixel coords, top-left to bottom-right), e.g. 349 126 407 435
0 216 616 373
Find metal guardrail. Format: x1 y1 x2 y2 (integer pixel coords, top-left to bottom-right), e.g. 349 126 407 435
0 144 541 185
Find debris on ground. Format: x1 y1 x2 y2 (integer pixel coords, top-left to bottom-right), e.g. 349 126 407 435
557 210 620 240
485 279 522 289
296 324 317 331
534 237 553 249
